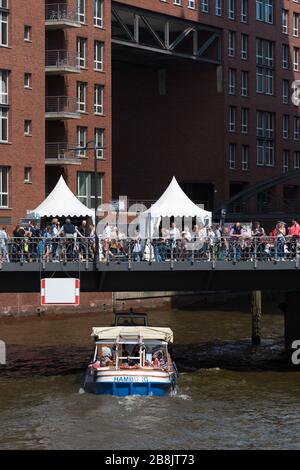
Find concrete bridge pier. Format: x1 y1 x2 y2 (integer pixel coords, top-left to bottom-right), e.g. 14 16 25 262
282 292 300 351
251 291 262 346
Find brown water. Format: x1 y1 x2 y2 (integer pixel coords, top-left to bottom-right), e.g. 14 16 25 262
0 309 299 450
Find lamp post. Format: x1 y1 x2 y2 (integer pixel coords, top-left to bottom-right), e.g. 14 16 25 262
68 140 105 267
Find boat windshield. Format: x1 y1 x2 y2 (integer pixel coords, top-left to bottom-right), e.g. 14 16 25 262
90 340 170 370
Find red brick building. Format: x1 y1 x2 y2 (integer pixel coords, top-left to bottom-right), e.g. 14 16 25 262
1 0 300 230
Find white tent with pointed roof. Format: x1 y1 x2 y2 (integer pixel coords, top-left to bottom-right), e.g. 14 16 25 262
139 177 212 237
30 176 95 219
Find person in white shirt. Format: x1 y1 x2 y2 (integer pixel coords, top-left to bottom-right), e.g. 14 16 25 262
102 223 112 240
0 227 9 262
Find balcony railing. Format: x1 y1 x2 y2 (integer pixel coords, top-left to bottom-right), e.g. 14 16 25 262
45 96 80 119
45 142 82 164
45 50 80 73
45 3 80 27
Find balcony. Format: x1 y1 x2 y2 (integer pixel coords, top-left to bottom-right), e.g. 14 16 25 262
45 142 82 165
45 3 81 29
45 50 80 75
45 96 81 120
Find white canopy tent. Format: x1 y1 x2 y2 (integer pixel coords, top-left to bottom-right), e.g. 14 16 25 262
29 176 95 220
139 177 212 238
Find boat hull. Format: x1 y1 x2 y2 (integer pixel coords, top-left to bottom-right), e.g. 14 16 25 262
84 369 177 397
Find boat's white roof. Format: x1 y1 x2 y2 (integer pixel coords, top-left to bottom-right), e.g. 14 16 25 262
92 326 173 343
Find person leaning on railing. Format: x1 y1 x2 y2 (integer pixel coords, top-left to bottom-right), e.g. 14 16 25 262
0 227 9 263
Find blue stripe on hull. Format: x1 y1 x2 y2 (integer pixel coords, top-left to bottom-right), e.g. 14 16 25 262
85 381 173 397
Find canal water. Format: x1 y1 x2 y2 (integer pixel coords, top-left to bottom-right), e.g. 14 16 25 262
0 308 299 450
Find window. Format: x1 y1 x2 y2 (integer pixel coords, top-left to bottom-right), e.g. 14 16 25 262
77 82 87 112
294 48 299 72
229 143 236 169
228 106 236 132
241 108 249 134
94 84 104 114
77 37 86 68
0 12 8 46
228 0 235 20
294 151 300 169
76 127 87 157
24 120 32 136
256 111 275 166
282 9 288 35
188 0 196 8
242 145 249 171
241 34 248 60
24 167 32 183
282 115 289 139
77 172 103 209
95 128 104 159
215 0 222 16
77 0 85 23
94 0 103 27
282 44 289 69
228 68 236 95
0 1 9 8
228 31 236 57
24 25 32 41
256 0 273 24
283 150 289 173
94 41 104 71
201 0 209 13
294 117 300 140
240 0 248 23
282 79 289 105
24 72 31 89
256 39 274 96
241 70 248 97
294 13 299 37
0 69 8 104
0 109 8 142
0 166 8 207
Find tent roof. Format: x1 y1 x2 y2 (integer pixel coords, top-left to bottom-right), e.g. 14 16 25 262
32 176 95 218
142 177 212 219
92 326 174 343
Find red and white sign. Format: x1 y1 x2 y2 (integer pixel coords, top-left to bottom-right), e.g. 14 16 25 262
41 278 80 306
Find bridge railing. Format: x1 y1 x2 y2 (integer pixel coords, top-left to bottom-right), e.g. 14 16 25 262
1 236 300 267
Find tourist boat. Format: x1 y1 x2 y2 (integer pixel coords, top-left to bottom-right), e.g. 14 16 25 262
83 322 177 397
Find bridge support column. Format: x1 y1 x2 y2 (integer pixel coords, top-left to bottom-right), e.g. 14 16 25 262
251 290 262 346
283 292 300 351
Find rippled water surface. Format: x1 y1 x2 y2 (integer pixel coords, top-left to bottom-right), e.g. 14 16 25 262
0 308 299 450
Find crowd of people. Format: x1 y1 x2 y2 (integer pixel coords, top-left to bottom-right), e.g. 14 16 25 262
0 218 300 263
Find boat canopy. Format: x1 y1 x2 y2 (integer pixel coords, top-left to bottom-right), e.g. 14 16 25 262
92 326 174 343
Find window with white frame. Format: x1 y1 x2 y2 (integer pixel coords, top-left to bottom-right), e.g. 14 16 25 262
229 143 236 169
24 120 32 136
228 31 236 57
241 145 249 171
173 0 181 5
294 117 300 140
283 150 289 173
228 106 236 132
256 0 273 24
95 128 104 159
215 0 222 16
282 79 289 104
294 151 300 169
282 114 289 139
94 0 103 28
77 81 87 113
294 13 299 37
24 25 32 41
0 70 8 105
201 0 209 13
241 108 249 134
294 47 299 72
24 72 31 89
282 44 289 69
0 1 9 9
94 84 104 114
77 37 86 68
241 34 248 60
0 12 8 46
256 38 274 96
77 171 103 209
0 166 8 207
228 68 236 95
282 9 288 34
77 0 85 23
241 70 248 96
240 0 248 23
24 167 32 184
256 111 275 167
228 0 235 20
0 108 8 142
94 41 104 71
188 0 196 9
76 126 87 157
